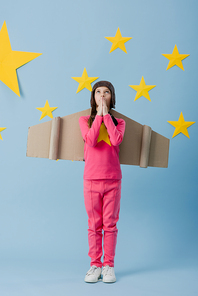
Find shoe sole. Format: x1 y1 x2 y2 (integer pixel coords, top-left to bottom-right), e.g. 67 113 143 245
103 280 116 283
102 277 116 283
84 275 102 283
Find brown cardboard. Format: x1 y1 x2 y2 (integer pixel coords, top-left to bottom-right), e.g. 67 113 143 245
49 117 61 160
27 108 169 168
140 125 152 168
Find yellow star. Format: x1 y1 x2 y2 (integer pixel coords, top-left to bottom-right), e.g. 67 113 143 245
105 27 132 53
0 21 42 96
162 45 190 71
36 100 58 120
97 123 111 146
0 127 6 140
168 112 195 138
129 76 156 101
71 68 98 93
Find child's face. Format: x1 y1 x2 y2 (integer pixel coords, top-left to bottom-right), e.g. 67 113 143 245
94 86 111 110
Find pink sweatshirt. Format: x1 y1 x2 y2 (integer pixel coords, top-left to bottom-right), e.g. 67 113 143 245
79 114 125 180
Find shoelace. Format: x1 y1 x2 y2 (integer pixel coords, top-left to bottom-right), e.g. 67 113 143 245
87 266 98 275
103 266 113 276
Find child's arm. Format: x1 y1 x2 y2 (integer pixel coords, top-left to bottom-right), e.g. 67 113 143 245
103 114 125 146
79 115 103 147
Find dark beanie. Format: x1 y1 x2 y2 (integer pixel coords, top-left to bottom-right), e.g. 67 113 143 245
90 80 116 109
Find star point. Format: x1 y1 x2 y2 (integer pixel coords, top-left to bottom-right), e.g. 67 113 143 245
0 127 6 140
168 112 195 138
36 100 58 120
129 76 156 101
105 27 132 53
0 21 42 96
71 68 98 93
162 45 190 71
97 123 111 146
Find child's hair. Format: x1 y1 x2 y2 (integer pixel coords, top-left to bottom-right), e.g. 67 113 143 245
88 80 117 128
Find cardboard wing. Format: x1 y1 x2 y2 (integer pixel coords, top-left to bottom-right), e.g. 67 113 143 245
26 108 170 168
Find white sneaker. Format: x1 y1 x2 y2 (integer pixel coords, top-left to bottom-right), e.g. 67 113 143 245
84 265 102 283
102 265 116 283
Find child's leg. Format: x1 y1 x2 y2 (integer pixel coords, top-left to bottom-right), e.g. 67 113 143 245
103 179 121 267
84 180 103 268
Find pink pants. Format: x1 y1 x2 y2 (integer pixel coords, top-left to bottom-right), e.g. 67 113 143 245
84 179 121 268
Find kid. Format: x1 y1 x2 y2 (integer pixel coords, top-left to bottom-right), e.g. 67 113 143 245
79 81 125 283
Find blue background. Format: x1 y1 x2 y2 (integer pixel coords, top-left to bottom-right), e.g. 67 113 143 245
0 0 198 295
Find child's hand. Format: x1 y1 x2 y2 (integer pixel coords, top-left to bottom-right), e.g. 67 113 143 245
97 98 103 116
103 98 109 116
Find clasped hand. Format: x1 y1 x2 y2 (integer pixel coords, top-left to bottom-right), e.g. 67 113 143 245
97 97 109 116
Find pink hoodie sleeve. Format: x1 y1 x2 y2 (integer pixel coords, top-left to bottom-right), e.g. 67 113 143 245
103 114 125 146
79 115 103 147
